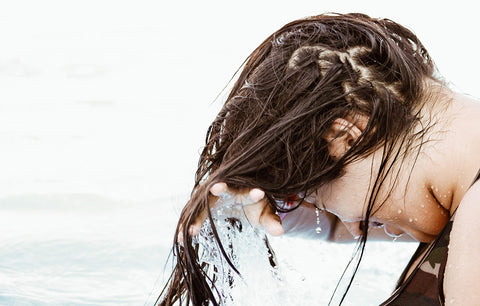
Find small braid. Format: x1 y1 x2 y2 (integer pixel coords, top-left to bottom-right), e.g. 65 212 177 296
286 44 403 109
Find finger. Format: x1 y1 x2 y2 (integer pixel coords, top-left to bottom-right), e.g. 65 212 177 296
260 204 284 236
249 188 265 202
210 182 227 196
188 207 208 236
177 205 209 243
177 225 184 243
176 224 194 244
242 196 267 226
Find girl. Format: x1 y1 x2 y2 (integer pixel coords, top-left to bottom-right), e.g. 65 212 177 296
161 13 480 305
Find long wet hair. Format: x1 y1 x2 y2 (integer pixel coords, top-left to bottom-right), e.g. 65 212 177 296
159 13 437 305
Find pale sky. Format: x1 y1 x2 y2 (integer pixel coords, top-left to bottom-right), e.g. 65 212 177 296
0 0 478 200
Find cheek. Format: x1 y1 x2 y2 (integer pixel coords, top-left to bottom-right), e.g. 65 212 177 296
324 198 363 222
318 171 371 220
324 190 365 220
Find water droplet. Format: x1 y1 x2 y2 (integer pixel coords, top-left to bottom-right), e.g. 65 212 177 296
420 204 425 208
397 209 402 214
409 218 413 223
315 227 322 234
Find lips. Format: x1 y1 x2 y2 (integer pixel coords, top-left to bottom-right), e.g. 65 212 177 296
383 224 404 238
368 221 405 238
346 221 405 239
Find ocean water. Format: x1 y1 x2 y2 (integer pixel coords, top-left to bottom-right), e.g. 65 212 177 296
0 194 178 305
0 189 420 305
0 192 418 305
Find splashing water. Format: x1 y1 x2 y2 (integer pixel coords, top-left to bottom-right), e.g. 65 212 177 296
193 194 313 305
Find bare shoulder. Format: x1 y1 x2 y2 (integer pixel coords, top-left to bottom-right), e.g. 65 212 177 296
444 180 480 305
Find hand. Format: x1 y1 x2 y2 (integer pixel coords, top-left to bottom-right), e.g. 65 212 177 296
179 183 284 242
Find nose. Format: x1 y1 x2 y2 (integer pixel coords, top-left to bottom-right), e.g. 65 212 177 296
342 221 363 239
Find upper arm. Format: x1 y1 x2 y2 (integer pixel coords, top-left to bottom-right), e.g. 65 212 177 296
444 180 480 304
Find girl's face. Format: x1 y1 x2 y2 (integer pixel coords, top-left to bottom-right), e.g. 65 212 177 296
311 152 448 242
315 116 449 242
312 155 408 239
315 116 393 238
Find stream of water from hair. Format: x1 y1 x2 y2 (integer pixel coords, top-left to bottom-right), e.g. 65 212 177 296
193 194 314 305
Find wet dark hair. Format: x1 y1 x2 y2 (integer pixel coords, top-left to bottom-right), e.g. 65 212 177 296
159 12 437 305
